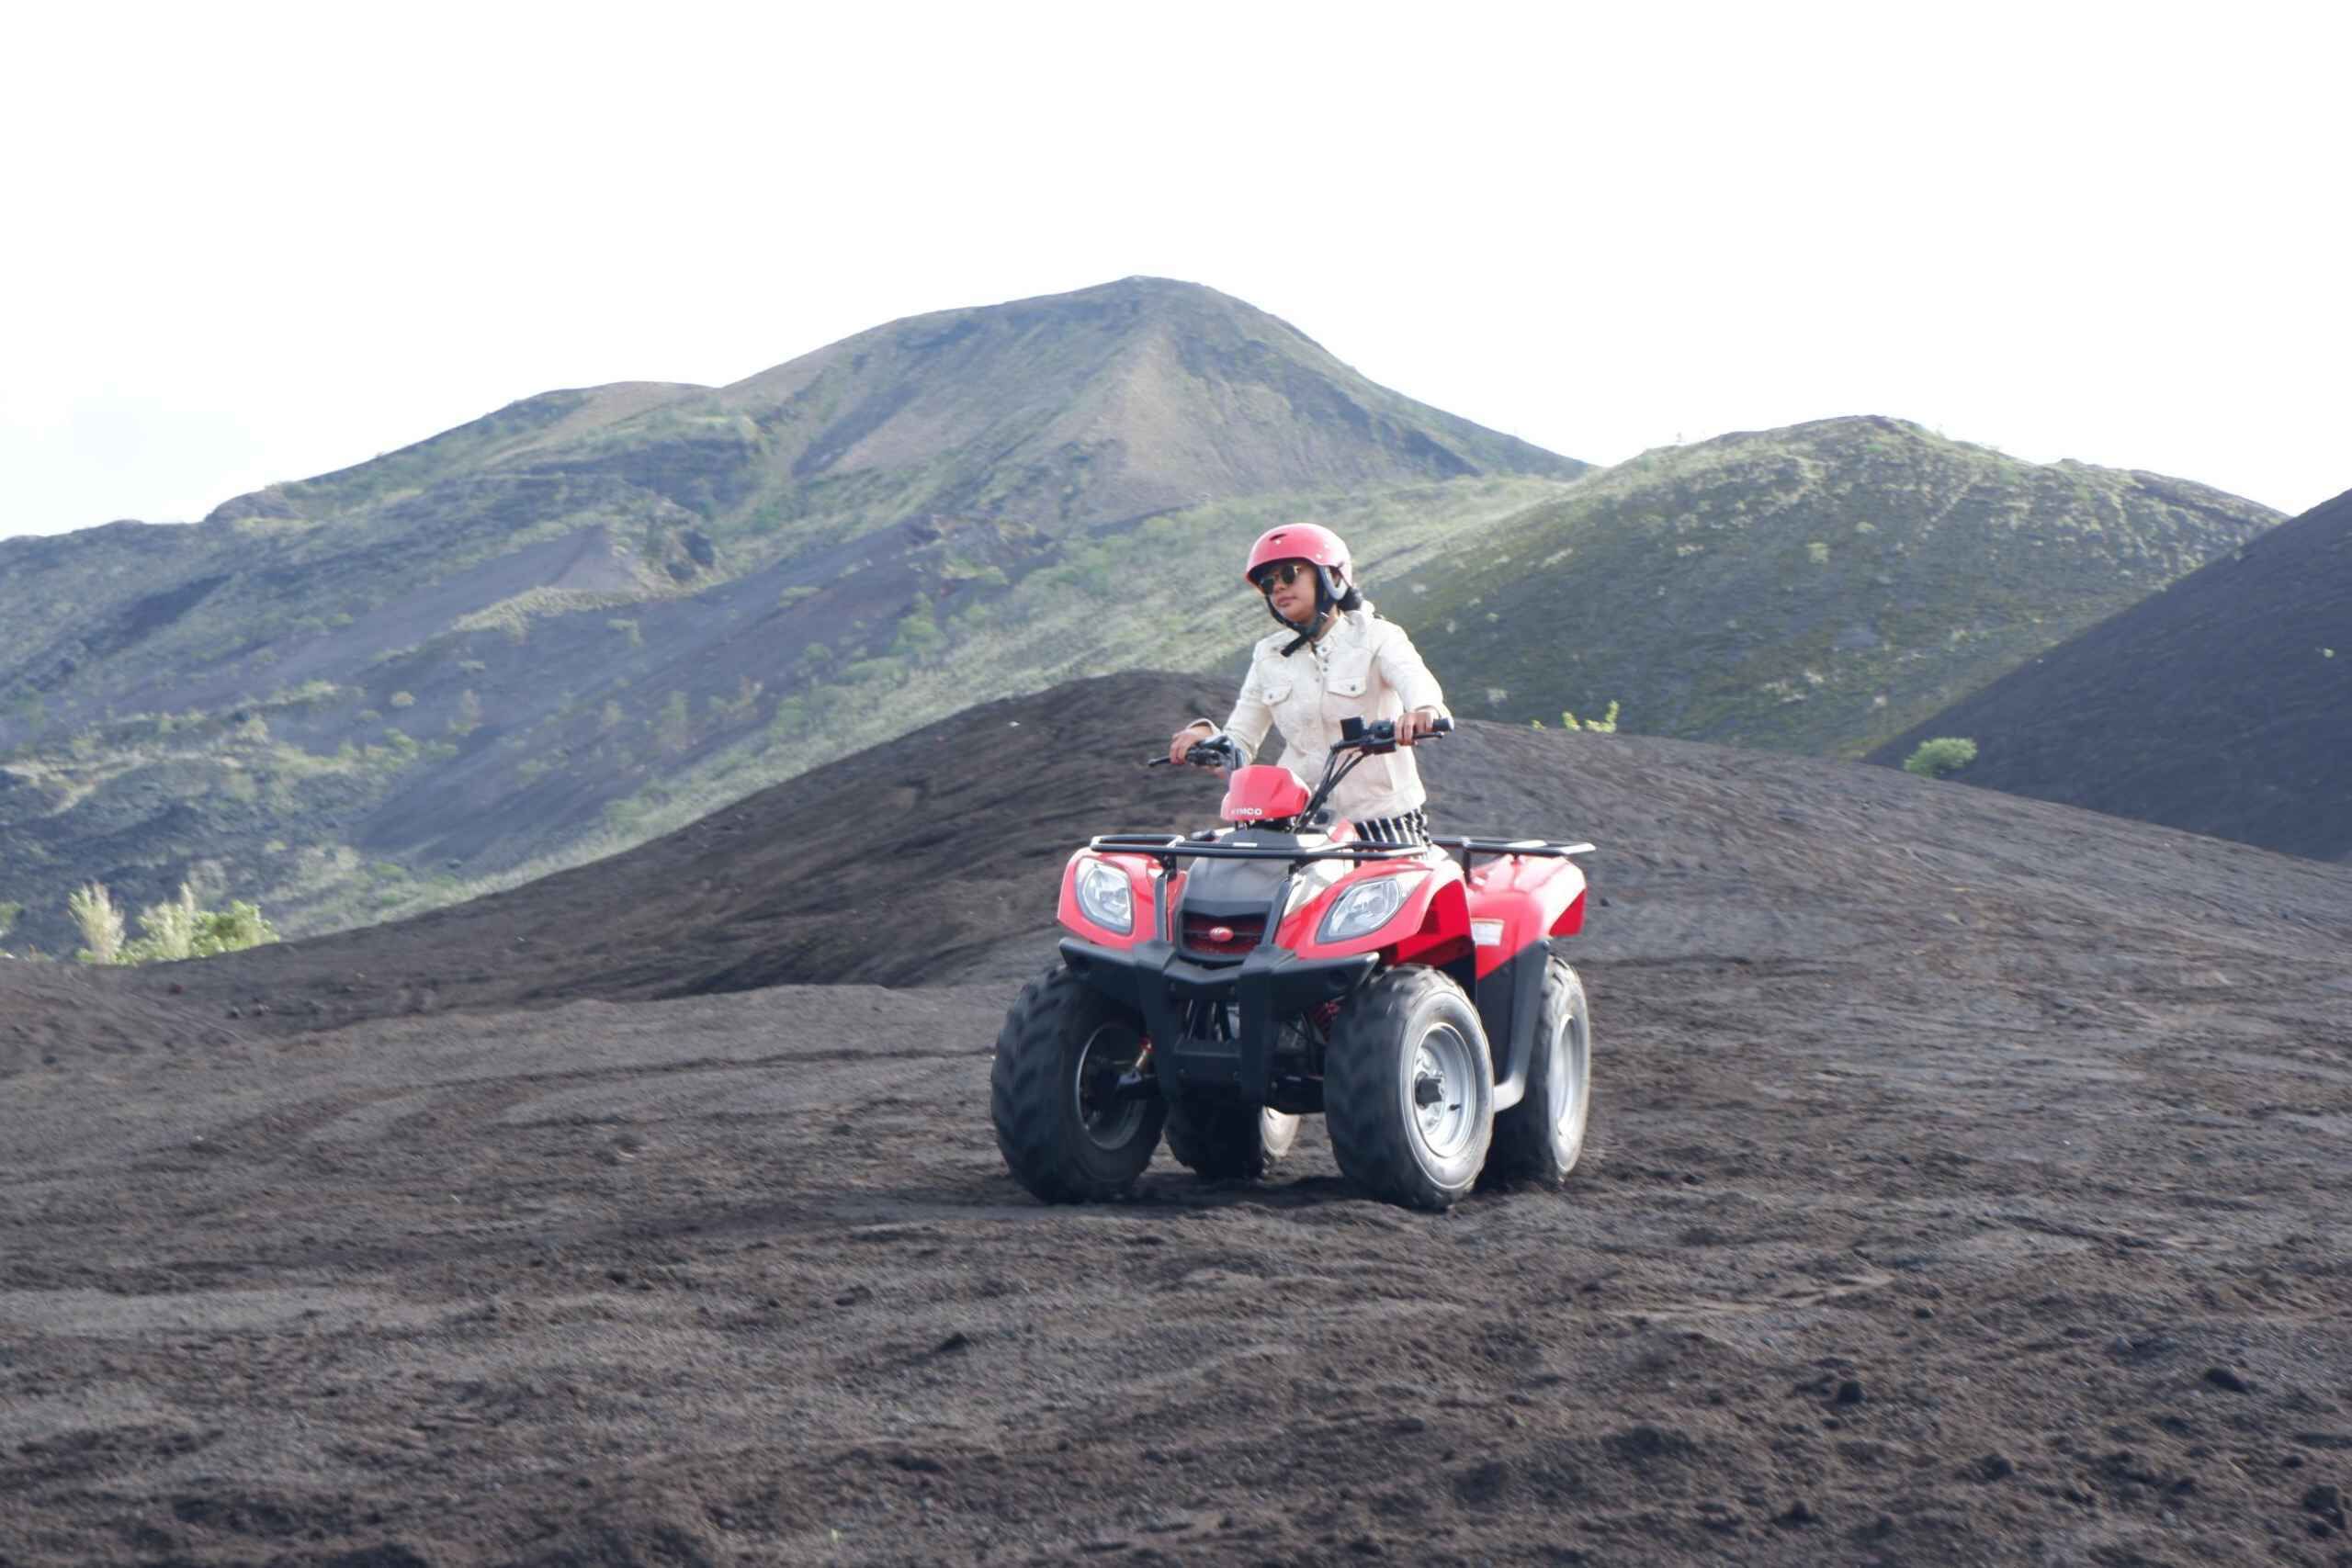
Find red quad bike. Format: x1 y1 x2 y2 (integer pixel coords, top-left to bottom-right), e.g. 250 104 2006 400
991 716 1596 1212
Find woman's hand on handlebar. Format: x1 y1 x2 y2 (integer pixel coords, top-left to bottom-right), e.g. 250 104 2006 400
1169 722 1216 766
1397 707 1449 747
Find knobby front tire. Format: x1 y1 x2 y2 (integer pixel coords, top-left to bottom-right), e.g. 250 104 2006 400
1326 964 1495 1211
991 964 1167 1203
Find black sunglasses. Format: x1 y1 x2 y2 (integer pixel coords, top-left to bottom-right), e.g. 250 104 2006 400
1255 560 1314 589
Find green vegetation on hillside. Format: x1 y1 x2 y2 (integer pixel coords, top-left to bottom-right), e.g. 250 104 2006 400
1904 738 1980 778
65 881 279 964
0 678 461 954
1533 701 1622 733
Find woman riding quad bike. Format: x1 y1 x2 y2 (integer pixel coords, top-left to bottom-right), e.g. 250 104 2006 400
1169 522 1449 846
991 527 1596 1212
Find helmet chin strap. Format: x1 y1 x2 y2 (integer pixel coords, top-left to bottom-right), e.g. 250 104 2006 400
1269 565 1343 656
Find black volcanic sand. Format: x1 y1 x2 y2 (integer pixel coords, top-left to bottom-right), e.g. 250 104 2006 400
6 672 2352 1565
1869 484 2352 862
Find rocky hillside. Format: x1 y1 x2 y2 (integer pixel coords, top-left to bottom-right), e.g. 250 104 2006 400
4 276 1582 730
0 288 2292 961
1867 482 2352 859
1405 417 2279 755
0 279 1584 956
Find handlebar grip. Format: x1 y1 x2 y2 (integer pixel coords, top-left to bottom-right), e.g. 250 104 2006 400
1430 716 1453 735
1191 739 1242 768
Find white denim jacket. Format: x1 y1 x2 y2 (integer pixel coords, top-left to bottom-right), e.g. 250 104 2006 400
1198 601 1452 825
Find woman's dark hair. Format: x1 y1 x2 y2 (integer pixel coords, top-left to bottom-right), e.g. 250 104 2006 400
1268 562 1366 655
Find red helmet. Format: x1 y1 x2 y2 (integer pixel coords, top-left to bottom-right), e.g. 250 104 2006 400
1242 524 1351 591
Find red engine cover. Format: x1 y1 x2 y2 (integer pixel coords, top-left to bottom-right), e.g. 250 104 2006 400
1220 764 1311 824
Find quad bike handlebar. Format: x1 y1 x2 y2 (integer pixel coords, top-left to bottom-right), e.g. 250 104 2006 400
1148 734 1250 772
1295 716 1449 824
1333 713 1454 752
1123 716 1478 857
1123 716 1591 865
1149 715 1453 772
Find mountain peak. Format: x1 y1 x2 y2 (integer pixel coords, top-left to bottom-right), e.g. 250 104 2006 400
196 278 1583 545
695 276 1584 521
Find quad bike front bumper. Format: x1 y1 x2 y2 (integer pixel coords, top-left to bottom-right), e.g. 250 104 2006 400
1058 936 1375 1106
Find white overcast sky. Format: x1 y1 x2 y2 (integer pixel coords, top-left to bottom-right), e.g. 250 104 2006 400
4 1 2346 540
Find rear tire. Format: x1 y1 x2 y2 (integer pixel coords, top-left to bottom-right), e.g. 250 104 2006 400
1164 1098 1301 1180
1326 965 1494 1211
991 964 1166 1203
1486 956 1593 1186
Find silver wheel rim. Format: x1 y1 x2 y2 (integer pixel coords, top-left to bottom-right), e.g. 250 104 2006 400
1549 1003 1589 1140
1072 1021 1147 1151
1405 1021 1478 1162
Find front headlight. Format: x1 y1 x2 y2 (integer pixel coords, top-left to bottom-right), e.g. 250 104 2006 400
1283 858 1348 918
1076 858 1135 933
1317 874 1415 943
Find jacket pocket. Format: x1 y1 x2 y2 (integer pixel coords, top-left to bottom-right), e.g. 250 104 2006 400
1324 650 1374 707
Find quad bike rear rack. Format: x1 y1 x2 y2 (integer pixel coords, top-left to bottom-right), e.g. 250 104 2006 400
1430 835 1597 862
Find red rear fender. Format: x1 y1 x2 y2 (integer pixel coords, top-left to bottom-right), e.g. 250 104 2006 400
1465 854 1589 976
1551 886 1589 938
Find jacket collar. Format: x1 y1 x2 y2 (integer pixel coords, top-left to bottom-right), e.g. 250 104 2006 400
1285 603 1373 652
1321 603 1374 649
1265 602 1377 659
